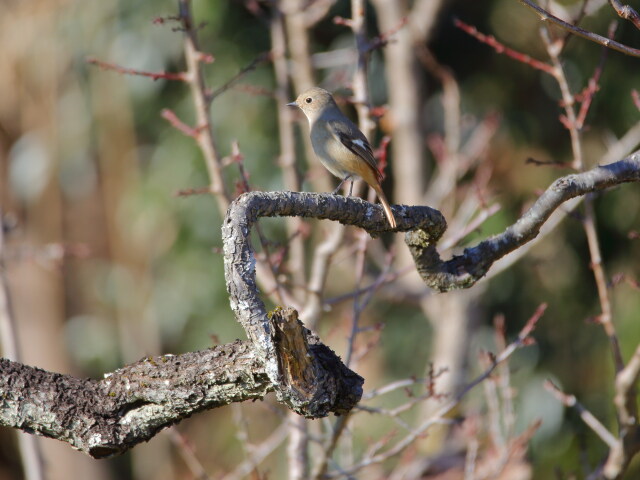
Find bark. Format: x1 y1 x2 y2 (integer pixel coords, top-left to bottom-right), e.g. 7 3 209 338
0 191 446 458
0 316 361 459
408 151 640 291
3 149 637 459
0 342 269 458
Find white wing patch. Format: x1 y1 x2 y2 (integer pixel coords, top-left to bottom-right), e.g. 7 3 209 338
352 138 367 150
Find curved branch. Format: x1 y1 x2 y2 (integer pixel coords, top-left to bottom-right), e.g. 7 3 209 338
408 151 640 291
8 152 633 457
222 191 446 414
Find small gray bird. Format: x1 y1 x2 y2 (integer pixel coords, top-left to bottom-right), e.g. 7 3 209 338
287 87 397 229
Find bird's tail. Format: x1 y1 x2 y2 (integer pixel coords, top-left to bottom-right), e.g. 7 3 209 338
372 183 397 229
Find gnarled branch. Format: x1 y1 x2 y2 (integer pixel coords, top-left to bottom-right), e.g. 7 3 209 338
408 151 640 291
3 151 637 459
222 191 445 414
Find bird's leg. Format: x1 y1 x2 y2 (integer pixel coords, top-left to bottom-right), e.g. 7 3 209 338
331 175 352 195
348 178 355 197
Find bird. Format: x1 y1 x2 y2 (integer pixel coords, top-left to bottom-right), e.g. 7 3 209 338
287 87 397 229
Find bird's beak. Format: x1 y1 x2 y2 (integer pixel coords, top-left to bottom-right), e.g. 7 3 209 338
286 101 298 107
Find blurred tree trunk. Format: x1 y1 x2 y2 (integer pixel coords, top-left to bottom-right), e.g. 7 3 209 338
372 0 478 462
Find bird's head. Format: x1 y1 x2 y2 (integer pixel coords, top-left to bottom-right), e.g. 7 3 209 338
287 87 337 123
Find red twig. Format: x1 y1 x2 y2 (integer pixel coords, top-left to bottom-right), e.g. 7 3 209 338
454 18 555 76
333 15 408 52
575 22 616 129
374 136 391 178
521 303 546 340
633 90 640 111
174 186 211 197
86 57 187 81
333 16 354 28
366 17 409 52
161 109 202 138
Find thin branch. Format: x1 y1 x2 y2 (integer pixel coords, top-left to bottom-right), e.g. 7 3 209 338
221 423 289 480
575 22 615 129
632 90 640 111
167 429 215 480
207 52 271 104
544 380 618 449
178 0 231 208
161 108 203 138
542 22 624 371
407 151 640 291
518 0 640 57
542 26 584 170
608 0 640 30
86 57 188 81
301 223 346 327
454 18 555 75
604 344 640 478
270 8 307 299
324 309 541 478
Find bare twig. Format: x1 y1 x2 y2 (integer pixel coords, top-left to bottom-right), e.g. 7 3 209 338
161 108 202 138
518 0 640 57
454 18 555 75
407 151 640 291
221 423 289 480
301 223 346 327
542 23 624 371
575 22 615 129
607 0 640 30
604 344 640 478
86 57 188 81
633 90 640 111
542 27 584 170
207 52 271 104
167 429 214 480
178 0 230 208
544 380 617 449
324 308 541 478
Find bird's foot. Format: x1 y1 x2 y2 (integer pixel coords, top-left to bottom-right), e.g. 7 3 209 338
331 175 352 195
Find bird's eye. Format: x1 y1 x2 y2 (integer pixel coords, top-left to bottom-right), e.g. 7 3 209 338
305 97 312 104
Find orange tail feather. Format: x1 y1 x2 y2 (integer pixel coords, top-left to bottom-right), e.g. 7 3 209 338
372 183 397 229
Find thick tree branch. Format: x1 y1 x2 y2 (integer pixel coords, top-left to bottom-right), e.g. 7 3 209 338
0 310 361 459
5 151 636 459
0 342 270 458
408 151 640 291
222 192 444 415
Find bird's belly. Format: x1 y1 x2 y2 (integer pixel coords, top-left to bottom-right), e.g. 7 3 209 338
312 135 358 180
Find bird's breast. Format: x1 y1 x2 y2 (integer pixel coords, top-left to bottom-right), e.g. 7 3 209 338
311 124 359 180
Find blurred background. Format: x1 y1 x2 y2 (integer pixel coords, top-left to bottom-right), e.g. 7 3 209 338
0 0 639 479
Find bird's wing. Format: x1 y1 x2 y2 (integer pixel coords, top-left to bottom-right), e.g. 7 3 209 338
329 119 383 182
